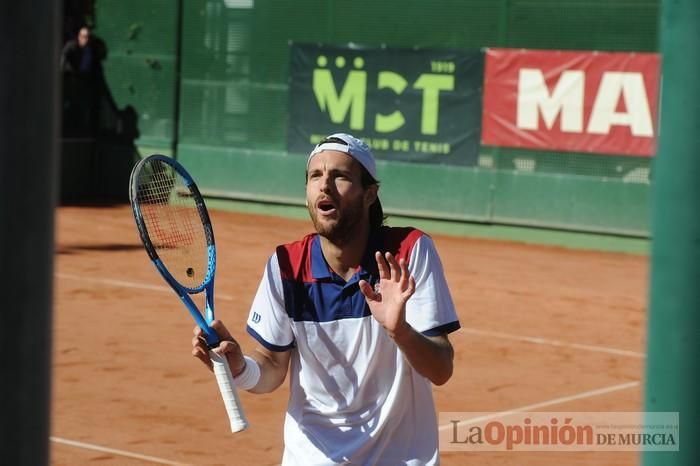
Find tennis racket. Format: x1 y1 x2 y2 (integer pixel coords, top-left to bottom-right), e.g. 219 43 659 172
129 154 248 433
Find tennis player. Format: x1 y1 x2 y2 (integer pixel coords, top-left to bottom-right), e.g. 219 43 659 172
192 133 460 465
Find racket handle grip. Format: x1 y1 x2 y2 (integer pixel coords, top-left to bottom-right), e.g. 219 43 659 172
209 350 249 433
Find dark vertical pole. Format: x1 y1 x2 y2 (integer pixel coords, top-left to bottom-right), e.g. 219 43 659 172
0 1 59 465
497 0 510 47
172 0 184 158
644 0 700 465
487 0 510 221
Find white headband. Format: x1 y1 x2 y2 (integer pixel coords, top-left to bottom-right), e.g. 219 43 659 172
307 133 377 180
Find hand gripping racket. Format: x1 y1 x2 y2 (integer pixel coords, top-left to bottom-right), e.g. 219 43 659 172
129 154 248 433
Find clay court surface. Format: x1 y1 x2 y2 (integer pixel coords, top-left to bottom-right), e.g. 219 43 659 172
52 205 647 466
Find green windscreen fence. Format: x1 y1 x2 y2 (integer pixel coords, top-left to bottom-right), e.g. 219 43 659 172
95 0 660 236
95 0 179 152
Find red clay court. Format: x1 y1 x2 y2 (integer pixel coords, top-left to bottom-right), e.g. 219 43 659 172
51 205 646 465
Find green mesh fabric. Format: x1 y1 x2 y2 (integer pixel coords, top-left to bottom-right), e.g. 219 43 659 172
95 0 659 234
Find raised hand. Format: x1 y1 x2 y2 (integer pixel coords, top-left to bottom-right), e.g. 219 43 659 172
359 251 416 339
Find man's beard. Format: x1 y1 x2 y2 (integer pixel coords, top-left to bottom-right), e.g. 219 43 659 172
308 196 365 245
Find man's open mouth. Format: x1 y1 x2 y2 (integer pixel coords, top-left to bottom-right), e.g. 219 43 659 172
317 199 337 216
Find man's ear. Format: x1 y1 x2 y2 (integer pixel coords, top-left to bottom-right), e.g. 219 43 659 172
364 184 378 207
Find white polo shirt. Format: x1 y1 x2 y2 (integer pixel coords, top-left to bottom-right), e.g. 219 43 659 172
246 227 460 465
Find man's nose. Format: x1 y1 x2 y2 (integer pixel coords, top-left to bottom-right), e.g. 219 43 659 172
319 174 332 192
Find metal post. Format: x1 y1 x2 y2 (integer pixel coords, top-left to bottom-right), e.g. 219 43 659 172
0 0 59 464
644 0 700 464
172 0 184 158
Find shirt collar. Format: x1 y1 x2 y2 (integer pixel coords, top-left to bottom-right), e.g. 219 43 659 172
311 234 332 279
310 229 384 282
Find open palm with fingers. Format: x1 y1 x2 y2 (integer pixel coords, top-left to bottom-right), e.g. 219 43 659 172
359 251 416 339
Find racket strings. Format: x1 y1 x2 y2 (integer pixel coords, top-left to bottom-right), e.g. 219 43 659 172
136 160 209 289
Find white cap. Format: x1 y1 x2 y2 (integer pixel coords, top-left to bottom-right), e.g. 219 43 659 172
307 133 377 181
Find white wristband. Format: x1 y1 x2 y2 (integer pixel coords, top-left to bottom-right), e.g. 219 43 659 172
233 355 261 391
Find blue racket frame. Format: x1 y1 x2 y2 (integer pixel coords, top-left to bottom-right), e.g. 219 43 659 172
130 154 221 348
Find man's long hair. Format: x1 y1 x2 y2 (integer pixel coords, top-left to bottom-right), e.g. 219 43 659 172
360 167 386 231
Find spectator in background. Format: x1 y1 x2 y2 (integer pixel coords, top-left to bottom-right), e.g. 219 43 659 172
61 26 104 136
61 26 94 74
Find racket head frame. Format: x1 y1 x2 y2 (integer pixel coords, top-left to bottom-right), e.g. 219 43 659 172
129 154 220 347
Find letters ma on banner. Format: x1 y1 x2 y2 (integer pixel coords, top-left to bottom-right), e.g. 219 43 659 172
481 48 660 157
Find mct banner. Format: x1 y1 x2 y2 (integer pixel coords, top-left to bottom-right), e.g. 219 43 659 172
287 43 483 165
481 48 660 157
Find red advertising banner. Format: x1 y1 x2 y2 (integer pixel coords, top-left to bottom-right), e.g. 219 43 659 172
481 48 660 156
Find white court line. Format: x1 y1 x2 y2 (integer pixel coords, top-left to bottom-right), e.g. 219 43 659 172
460 327 646 359
438 380 640 431
56 273 234 301
50 437 192 466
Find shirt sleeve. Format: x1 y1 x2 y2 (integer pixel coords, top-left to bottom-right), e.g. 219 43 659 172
405 235 461 336
245 252 295 351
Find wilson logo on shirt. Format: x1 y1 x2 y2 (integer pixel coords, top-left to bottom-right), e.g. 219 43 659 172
251 312 262 324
